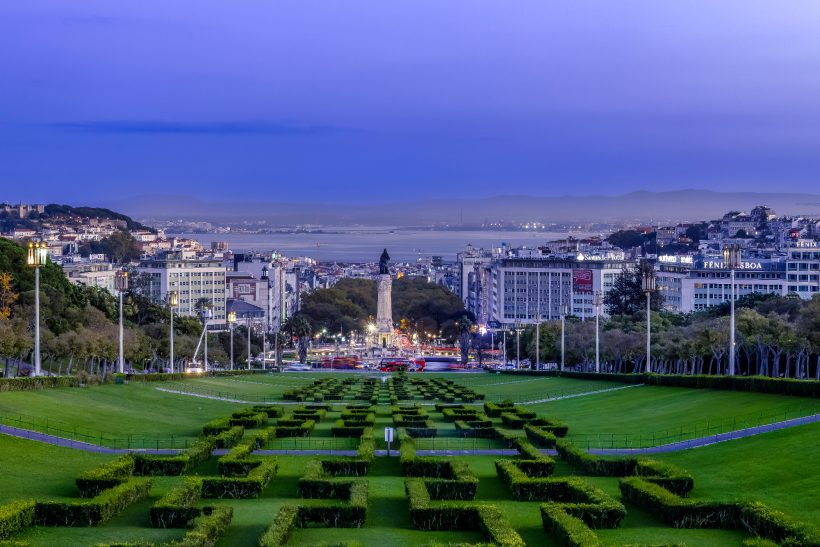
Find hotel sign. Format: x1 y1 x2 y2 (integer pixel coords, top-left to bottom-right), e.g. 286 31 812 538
702 261 762 270
794 240 818 248
658 255 693 265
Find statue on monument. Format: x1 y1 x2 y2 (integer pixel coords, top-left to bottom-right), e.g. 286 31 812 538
379 248 390 275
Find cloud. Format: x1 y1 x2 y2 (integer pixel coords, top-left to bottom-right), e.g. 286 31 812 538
51 120 339 136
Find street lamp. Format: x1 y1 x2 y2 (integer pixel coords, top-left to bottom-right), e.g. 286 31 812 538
247 316 252 370
723 244 741 376
200 306 213 371
227 311 237 370
641 264 656 374
168 291 178 372
114 270 129 374
593 291 603 373
26 241 48 376
560 303 568 371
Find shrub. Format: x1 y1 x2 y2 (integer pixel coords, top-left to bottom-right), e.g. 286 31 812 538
173 506 233 547
483 401 515 417
0 500 35 540
202 418 231 437
555 440 633 476
251 405 285 418
35 478 152 527
228 412 267 428
500 412 526 429
540 504 602 547
259 505 298 546
217 444 260 477
528 417 569 437
75 455 135 498
149 478 202 528
524 424 558 448
212 426 244 449
201 460 277 499
274 420 314 437
135 438 215 476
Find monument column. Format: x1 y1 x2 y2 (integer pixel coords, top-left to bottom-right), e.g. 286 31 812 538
376 249 394 350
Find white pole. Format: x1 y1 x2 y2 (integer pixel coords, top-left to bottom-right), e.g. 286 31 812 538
503 329 507 364
247 317 252 370
118 290 124 373
560 315 565 371
230 322 234 370
34 267 41 376
729 268 736 376
516 326 520 369
203 320 208 371
169 306 174 373
595 306 600 373
645 291 651 374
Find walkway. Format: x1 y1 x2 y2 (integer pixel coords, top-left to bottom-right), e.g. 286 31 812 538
2 413 816 457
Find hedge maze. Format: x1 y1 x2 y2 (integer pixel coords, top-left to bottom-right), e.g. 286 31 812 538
1 375 818 546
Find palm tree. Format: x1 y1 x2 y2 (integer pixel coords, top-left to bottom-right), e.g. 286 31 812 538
283 314 312 363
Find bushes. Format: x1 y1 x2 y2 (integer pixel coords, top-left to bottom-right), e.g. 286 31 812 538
217 445 260 477
35 478 152 527
135 438 215 476
212 426 244 449
500 412 525 429
201 460 277 499
259 505 298 546
619 478 820 545
528 417 569 437
524 424 558 448
75 455 135 497
274 420 314 438
483 401 515 417
202 418 231 437
399 433 478 500
540 504 602 547
173 506 233 547
228 412 267 428
405 479 524 546
251 405 284 418
634 460 693 496
331 421 367 437
150 478 202 528
0 376 78 392
555 440 632 476
0 501 35 540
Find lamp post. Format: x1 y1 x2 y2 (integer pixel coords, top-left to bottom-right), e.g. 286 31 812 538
227 311 236 370
26 241 48 376
114 270 129 374
200 306 212 371
515 320 522 369
168 291 178 372
247 316 252 370
593 291 602 373
560 303 568 371
641 264 656 374
503 329 507 365
723 244 741 376
535 300 541 371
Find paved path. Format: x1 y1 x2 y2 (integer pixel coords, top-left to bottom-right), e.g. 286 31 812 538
587 413 819 455
0 424 181 455
516 383 643 405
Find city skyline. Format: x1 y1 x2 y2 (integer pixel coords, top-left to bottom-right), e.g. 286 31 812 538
3 1 820 203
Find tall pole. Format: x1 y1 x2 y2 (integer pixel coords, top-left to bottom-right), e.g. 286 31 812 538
560 314 565 371
34 266 41 376
169 305 174 372
247 317 252 370
503 329 507 364
516 324 521 369
729 268 736 376
203 314 209 371
118 289 124 373
645 290 651 373
230 322 234 370
594 292 600 373
535 301 540 370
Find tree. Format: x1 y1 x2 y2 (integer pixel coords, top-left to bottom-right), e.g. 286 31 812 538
0 272 17 318
283 314 312 363
604 266 665 316
79 230 141 264
606 230 646 250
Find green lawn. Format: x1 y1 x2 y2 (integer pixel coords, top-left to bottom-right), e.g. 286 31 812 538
1 372 818 545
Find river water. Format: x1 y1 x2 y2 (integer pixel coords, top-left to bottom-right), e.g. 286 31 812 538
179 227 594 262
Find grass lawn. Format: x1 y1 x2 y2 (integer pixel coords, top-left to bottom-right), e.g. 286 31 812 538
0 382 239 447
1 372 817 545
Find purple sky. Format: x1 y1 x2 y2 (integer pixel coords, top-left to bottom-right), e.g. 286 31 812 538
2 1 820 205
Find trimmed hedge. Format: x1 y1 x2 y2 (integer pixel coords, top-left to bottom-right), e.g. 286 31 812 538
212 426 244 449
0 376 78 392
399 432 478 500
274 420 314 438
202 418 231 437
555 440 632 476
201 460 277 499
75 455 135 497
405 479 524 546
217 444 260 477
528 417 569 437
540 503 602 547
173 506 233 547
500 412 525 429
251 405 285 418
0 500 35 540
149 478 202 528
228 412 267 428
483 401 515 417
259 505 298 546
524 424 558 448
619 477 820 545
135 438 215 476
35 478 152 527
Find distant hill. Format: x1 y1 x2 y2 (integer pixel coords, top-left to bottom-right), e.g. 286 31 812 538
0 203 153 233
102 189 820 226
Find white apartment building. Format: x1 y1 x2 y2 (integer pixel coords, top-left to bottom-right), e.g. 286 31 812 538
137 251 227 324
657 255 787 313
63 262 117 295
786 240 820 296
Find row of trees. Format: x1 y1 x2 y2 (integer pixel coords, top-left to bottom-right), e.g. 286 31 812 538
493 293 820 379
0 238 265 374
